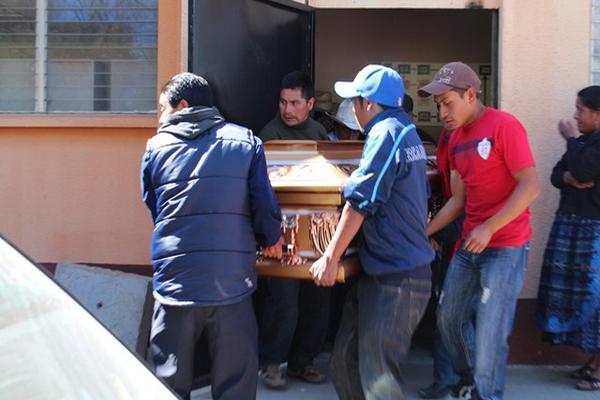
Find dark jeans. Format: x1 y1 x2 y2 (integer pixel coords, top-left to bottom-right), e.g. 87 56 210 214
437 244 529 400
330 273 431 400
259 278 330 369
433 328 460 386
150 297 258 400
430 215 465 387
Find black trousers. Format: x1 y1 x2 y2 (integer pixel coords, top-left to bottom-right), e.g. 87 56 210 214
150 297 258 400
259 278 331 369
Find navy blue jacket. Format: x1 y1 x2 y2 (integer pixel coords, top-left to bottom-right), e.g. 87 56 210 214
141 106 281 306
344 108 434 275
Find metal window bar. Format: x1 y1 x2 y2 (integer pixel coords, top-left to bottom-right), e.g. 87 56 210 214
1 0 157 113
48 33 156 36
35 0 47 112
49 7 157 11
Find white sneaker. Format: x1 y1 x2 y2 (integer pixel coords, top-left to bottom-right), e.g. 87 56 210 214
260 364 286 389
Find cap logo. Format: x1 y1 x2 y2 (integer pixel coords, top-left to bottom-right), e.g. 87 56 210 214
435 66 454 84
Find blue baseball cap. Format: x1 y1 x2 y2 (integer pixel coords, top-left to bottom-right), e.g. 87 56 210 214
334 65 404 108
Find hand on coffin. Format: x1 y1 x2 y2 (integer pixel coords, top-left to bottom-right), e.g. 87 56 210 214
310 255 339 287
261 236 284 259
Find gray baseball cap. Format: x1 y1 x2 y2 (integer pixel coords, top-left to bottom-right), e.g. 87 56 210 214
418 62 481 97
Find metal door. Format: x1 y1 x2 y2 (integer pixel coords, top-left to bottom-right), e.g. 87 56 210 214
189 0 314 134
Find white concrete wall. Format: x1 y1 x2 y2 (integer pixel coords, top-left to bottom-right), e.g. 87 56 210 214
498 1 591 298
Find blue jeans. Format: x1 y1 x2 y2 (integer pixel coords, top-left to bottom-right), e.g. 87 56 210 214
330 272 431 400
437 244 528 400
434 319 475 386
433 328 460 386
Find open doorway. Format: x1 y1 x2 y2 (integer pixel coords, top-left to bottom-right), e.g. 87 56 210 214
314 8 497 142
312 7 498 351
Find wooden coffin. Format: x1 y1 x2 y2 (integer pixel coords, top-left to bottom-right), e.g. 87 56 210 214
256 140 363 282
256 140 439 282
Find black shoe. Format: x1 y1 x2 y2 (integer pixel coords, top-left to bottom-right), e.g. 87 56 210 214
449 383 460 398
418 382 452 399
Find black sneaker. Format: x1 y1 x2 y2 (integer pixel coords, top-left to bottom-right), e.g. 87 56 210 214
418 382 452 398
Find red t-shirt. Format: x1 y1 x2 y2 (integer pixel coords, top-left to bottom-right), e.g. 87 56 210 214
449 107 535 247
436 128 453 200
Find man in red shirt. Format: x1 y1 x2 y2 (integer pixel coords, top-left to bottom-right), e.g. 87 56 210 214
419 62 540 400
418 126 467 399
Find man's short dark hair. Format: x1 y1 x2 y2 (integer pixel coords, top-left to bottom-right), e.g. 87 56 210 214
161 72 213 108
281 71 315 100
578 85 600 111
402 94 414 113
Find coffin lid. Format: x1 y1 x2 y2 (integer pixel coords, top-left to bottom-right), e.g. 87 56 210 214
264 140 363 195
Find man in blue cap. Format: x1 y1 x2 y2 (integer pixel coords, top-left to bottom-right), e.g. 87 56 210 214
310 64 434 399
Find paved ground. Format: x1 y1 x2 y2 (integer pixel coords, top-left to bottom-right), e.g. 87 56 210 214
191 351 600 399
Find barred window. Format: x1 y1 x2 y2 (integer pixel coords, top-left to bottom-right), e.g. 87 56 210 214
594 1 600 84
0 0 157 112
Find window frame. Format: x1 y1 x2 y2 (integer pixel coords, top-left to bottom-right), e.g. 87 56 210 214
0 0 186 127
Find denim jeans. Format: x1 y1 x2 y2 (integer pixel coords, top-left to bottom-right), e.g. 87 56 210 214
330 272 431 400
433 319 475 386
437 244 529 400
430 233 465 388
259 278 331 369
433 328 460 386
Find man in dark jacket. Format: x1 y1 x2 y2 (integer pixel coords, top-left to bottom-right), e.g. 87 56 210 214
310 65 434 399
141 72 283 400
258 71 330 389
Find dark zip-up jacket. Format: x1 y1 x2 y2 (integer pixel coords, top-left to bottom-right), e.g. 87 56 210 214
551 131 600 220
141 106 281 305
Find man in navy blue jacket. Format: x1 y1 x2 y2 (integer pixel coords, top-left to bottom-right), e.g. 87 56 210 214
141 72 283 400
310 65 434 399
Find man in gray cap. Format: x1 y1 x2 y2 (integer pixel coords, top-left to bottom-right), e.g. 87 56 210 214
310 64 434 399
420 62 540 400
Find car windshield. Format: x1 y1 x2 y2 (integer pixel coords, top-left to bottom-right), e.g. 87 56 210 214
0 236 177 399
